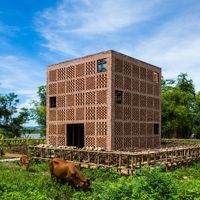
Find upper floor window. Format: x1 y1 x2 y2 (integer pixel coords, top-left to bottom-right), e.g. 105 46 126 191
115 90 123 104
154 124 159 135
49 96 56 108
97 59 107 72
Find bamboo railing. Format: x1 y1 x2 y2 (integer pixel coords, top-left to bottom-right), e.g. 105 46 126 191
28 145 200 175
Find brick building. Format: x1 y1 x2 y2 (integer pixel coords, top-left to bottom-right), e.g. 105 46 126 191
47 50 161 150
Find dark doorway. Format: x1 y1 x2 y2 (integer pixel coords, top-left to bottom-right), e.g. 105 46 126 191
67 124 84 148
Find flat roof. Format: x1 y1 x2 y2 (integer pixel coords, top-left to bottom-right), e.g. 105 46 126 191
48 49 161 70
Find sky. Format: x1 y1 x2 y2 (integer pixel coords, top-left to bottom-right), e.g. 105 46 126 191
0 0 200 125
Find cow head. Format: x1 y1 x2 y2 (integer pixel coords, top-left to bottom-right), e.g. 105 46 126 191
79 178 91 191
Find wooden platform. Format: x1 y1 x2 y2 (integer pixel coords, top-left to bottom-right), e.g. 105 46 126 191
28 145 200 175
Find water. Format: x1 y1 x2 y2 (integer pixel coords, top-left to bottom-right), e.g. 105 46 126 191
21 133 45 139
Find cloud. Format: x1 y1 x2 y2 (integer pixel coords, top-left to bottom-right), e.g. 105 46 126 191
35 0 200 91
0 55 45 108
35 0 160 56
132 12 200 91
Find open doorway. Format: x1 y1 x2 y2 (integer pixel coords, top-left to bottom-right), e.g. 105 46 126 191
67 124 84 148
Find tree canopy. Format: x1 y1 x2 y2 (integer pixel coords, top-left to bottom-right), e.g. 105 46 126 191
30 86 46 136
162 73 200 138
0 93 30 138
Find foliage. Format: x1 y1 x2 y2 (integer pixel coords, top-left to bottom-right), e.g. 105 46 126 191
0 93 30 138
30 86 46 136
161 73 200 138
193 92 200 138
1 161 200 200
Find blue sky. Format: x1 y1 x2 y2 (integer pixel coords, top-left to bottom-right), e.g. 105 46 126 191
0 0 200 125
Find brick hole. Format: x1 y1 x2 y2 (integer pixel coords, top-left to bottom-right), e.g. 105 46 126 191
76 78 85 91
57 109 66 121
49 83 57 95
96 122 107 135
66 108 74 120
115 58 123 73
115 74 123 89
66 65 75 79
58 68 66 80
115 122 123 135
86 107 95 120
97 74 107 88
86 92 95 105
96 106 107 120
49 124 56 135
76 93 84 106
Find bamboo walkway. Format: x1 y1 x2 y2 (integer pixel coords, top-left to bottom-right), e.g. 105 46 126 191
28 145 200 175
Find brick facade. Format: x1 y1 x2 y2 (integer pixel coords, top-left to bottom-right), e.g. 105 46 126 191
47 50 161 150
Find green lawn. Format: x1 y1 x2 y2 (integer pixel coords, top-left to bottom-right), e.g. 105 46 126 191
0 160 200 200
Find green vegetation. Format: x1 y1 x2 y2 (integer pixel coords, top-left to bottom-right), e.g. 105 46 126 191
0 161 200 199
30 86 46 136
162 73 200 139
0 93 30 138
162 138 200 145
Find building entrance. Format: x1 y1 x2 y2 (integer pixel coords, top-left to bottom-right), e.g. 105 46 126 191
67 124 84 148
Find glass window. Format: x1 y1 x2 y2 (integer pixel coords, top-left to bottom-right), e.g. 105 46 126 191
97 59 107 72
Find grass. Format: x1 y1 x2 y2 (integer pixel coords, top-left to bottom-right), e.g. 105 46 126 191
0 160 200 199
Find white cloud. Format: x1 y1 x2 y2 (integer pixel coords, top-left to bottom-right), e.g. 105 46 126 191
0 55 45 107
35 0 200 91
132 13 200 91
35 0 160 56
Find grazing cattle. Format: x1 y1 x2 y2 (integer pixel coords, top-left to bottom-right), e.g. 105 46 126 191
20 155 32 170
49 158 90 191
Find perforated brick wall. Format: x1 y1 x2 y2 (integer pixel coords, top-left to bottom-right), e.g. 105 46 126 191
47 51 112 149
112 51 161 150
47 50 161 150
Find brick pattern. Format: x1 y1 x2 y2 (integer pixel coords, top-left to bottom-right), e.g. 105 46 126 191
96 122 107 135
47 50 160 150
113 55 161 150
47 56 109 149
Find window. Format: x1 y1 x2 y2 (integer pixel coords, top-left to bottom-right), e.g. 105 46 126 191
154 124 159 135
49 97 56 108
97 59 107 72
153 72 159 83
115 90 123 104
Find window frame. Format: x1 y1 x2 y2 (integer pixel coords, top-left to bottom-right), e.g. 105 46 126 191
154 123 159 135
49 96 57 108
115 90 123 104
97 58 107 72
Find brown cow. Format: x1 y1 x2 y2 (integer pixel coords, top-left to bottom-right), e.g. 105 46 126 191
49 158 90 191
20 155 32 170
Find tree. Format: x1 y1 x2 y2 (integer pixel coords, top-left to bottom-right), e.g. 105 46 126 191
193 92 200 138
161 73 196 138
0 93 30 137
31 86 46 136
